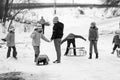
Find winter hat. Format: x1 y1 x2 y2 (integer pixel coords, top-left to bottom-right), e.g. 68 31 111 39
91 22 96 26
34 24 42 29
37 27 43 31
53 17 59 23
9 25 15 32
34 26 43 32
115 30 120 34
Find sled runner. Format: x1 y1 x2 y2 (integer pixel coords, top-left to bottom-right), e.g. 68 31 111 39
36 54 49 65
68 47 87 56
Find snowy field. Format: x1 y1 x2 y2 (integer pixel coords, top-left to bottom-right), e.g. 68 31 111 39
0 8 120 80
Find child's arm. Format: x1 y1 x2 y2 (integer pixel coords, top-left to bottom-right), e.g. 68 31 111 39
41 34 50 42
30 32 36 39
61 37 67 44
74 35 86 41
112 36 116 44
96 29 99 41
4 33 11 43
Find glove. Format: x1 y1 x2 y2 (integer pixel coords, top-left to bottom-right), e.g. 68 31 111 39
1 39 6 42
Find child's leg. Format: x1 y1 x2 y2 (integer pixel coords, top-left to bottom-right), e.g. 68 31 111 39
93 41 98 58
89 41 93 59
72 39 76 56
64 41 71 55
12 46 17 58
112 44 118 54
7 47 11 58
33 46 40 62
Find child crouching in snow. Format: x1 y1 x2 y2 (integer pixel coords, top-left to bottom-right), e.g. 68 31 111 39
111 30 120 54
30 26 50 62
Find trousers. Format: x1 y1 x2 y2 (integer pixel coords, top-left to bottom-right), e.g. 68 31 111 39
54 39 61 62
7 46 17 58
89 40 98 58
33 46 40 61
65 39 76 55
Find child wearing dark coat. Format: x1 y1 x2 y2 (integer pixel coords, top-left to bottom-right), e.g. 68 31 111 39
88 22 99 59
61 33 86 56
111 30 120 54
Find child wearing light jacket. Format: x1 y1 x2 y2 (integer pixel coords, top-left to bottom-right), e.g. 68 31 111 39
2 26 17 59
31 26 50 62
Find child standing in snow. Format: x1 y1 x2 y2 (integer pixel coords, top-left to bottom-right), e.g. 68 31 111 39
2 25 17 59
31 26 50 62
88 22 99 59
111 30 120 54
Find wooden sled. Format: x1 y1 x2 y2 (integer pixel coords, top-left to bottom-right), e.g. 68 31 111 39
68 47 87 56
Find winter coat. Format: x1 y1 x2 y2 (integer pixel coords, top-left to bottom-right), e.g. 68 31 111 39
5 32 15 47
113 35 120 45
31 31 50 46
51 21 64 40
88 26 98 41
40 18 45 25
61 33 86 44
31 31 41 46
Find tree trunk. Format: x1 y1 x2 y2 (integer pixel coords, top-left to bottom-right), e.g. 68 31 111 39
0 0 6 20
3 0 9 23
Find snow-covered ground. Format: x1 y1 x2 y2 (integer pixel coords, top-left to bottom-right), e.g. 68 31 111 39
0 8 120 80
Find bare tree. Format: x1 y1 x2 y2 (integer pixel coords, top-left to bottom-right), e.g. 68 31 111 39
102 0 120 16
6 0 37 31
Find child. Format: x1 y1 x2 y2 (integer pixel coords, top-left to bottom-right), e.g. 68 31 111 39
111 30 120 54
88 22 99 59
61 33 86 56
31 26 50 62
2 26 17 59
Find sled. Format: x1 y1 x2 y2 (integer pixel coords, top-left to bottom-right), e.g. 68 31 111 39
36 54 49 65
68 47 87 56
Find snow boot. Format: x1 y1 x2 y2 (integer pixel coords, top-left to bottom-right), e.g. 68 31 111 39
96 54 98 59
88 53 92 59
111 51 114 54
88 57 92 59
53 60 60 63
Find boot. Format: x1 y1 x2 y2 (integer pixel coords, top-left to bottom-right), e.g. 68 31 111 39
96 54 98 59
88 53 92 59
88 56 92 59
111 50 115 54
